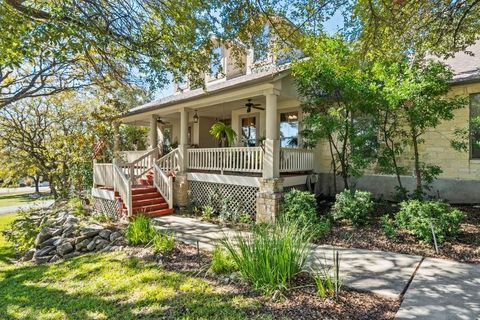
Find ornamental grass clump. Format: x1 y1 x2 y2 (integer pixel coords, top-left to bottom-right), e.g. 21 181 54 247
220 220 311 294
125 215 156 245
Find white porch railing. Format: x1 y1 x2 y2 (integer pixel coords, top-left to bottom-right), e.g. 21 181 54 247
119 150 149 163
157 148 180 173
113 162 132 217
280 148 314 173
118 148 159 184
188 147 263 174
153 162 173 209
93 163 114 187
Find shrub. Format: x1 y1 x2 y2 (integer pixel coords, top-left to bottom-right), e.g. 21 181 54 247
4 208 43 251
221 220 311 294
332 190 374 226
209 245 238 275
380 215 398 239
125 215 156 245
202 205 215 220
396 200 465 244
153 232 175 255
315 216 332 238
239 212 252 224
281 189 317 227
69 196 86 216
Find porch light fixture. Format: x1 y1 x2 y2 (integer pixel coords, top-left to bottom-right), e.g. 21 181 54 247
288 113 298 121
193 110 199 123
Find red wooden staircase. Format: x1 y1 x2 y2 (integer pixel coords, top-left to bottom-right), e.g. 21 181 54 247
115 170 174 218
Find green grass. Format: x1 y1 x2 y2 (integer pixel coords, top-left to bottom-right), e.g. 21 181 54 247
0 213 18 266
0 214 268 320
0 192 51 208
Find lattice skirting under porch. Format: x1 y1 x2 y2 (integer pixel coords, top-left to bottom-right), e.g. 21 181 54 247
188 181 259 217
92 196 119 220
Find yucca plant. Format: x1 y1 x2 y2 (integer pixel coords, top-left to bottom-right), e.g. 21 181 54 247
220 220 312 294
209 121 237 147
125 215 156 245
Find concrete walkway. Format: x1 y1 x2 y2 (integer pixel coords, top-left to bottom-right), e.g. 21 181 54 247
396 258 480 320
155 215 480 319
0 200 54 215
154 215 422 298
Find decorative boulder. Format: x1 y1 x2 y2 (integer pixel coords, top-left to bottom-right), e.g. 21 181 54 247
99 229 112 240
56 241 74 257
80 225 103 237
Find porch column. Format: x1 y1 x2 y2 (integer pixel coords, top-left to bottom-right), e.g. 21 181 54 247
149 114 158 150
174 108 189 208
257 89 283 223
263 90 280 179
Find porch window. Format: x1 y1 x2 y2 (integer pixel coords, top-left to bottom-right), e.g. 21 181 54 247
471 93 480 159
280 111 299 148
241 116 257 147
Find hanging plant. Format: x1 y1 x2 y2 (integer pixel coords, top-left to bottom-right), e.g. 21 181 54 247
209 121 237 147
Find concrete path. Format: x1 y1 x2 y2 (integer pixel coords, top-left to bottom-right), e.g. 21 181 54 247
0 200 54 215
154 215 422 298
0 186 50 194
396 258 480 320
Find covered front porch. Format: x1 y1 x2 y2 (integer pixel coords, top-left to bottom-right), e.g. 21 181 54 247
92 74 317 220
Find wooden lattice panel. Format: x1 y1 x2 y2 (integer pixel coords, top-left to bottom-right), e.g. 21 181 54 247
189 181 258 217
92 196 120 220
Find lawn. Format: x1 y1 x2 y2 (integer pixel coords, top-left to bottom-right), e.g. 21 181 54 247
0 192 50 208
0 214 266 320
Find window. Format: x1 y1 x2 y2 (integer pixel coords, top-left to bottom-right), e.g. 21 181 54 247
470 93 480 159
280 111 299 148
241 116 257 147
210 46 223 79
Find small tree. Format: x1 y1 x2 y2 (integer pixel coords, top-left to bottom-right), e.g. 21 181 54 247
292 36 379 190
373 59 467 198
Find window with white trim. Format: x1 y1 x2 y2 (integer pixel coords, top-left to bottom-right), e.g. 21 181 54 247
280 111 299 148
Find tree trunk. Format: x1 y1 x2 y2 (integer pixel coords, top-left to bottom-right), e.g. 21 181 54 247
32 175 40 194
411 129 422 192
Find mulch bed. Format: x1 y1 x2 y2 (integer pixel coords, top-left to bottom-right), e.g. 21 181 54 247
316 200 480 264
161 242 400 320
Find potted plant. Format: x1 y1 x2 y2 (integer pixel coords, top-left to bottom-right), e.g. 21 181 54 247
209 121 237 147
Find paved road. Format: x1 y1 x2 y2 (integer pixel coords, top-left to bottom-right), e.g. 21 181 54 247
0 200 55 215
0 187 50 194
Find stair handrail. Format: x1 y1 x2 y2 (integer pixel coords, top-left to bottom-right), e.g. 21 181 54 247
113 161 132 217
123 147 159 184
157 148 180 173
153 162 174 209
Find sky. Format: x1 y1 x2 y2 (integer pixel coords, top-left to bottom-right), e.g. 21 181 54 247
153 10 345 100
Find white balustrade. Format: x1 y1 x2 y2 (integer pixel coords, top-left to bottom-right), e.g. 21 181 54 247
280 148 314 173
188 147 263 173
157 148 180 173
153 163 174 209
93 163 114 187
113 163 132 217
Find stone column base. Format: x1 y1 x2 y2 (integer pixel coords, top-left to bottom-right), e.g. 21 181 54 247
173 173 189 208
256 178 284 223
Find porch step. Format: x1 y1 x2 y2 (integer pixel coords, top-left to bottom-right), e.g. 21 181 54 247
136 208 174 218
131 187 157 195
132 197 166 207
132 192 161 201
132 202 168 213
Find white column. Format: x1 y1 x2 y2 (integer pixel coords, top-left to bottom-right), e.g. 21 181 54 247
263 90 280 179
149 115 158 150
179 108 189 172
113 121 120 160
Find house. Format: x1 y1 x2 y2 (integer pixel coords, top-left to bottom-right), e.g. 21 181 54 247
91 34 480 221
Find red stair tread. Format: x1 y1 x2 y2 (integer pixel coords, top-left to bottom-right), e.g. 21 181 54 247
133 202 169 213
132 192 161 201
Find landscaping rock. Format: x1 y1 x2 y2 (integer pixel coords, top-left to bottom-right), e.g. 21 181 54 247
34 255 53 264
95 239 110 251
63 252 81 260
37 236 61 249
22 249 35 261
109 231 123 242
34 227 56 246
86 236 100 251
75 238 91 251
80 225 103 237
99 229 112 240
49 255 61 263
34 246 56 258
57 241 74 256
64 216 79 225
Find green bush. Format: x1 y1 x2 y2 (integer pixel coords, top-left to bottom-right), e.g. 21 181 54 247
4 208 43 251
380 215 397 239
202 205 215 220
281 189 318 227
69 196 86 216
125 215 156 245
153 232 175 255
332 190 373 226
209 245 238 275
396 200 465 244
221 220 311 294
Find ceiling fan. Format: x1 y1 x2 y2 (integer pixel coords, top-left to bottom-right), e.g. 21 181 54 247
245 99 264 113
